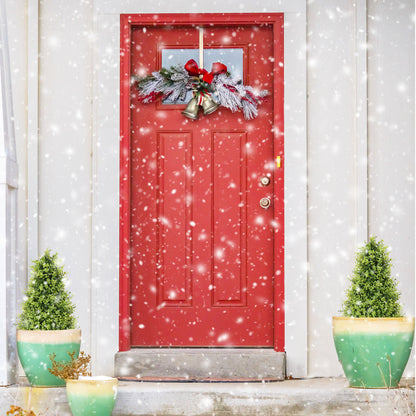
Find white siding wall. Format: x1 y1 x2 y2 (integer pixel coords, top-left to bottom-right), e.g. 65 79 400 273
38 0 94 352
307 1 358 377
367 0 415 316
5 0 414 377
5 0 27 312
6 0 95 362
367 0 415 375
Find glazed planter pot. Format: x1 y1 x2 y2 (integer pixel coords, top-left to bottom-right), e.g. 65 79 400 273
66 376 118 416
333 317 415 388
17 329 81 387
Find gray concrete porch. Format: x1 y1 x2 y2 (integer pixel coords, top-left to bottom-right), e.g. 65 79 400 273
0 377 414 416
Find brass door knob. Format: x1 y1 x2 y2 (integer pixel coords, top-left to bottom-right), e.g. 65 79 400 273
259 197 271 209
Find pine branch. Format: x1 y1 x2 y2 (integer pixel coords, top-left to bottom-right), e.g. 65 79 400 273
137 65 192 103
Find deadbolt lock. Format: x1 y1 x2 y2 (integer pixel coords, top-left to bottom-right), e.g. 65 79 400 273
260 176 271 186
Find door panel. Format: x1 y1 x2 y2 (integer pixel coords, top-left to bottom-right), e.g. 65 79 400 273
156 132 193 306
211 131 247 306
129 23 279 347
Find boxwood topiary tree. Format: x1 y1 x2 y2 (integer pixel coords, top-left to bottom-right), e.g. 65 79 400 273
18 249 77 330
341 236 403 318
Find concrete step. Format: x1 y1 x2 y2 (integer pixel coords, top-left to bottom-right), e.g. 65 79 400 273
0 378 414 416
115 348 286 380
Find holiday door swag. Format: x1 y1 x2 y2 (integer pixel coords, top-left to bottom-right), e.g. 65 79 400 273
136 59 269 120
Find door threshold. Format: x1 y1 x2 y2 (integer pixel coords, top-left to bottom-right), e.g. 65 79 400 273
115 348 285 380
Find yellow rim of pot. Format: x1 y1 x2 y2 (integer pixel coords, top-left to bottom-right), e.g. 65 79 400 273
17 328 81 343
333 316 415 334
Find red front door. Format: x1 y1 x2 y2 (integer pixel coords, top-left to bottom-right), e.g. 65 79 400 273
120 14 284 349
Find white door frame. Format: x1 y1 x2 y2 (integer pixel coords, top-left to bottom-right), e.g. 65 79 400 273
92 0 308 377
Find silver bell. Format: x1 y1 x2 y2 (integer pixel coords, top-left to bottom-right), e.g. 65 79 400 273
201 95 220 115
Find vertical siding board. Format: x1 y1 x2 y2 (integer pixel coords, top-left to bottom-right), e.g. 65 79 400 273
0 0 18 385
306 1 358 377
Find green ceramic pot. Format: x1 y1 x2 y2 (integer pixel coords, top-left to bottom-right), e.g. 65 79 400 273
17 329 81 387
333 317 415 388
66 377 118 416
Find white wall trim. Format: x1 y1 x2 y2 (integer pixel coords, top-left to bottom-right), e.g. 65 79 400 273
92 2 308 377
91 14 120 375
94 0 306 14
0 0 18 385
283 11 308 378
27 0 39 263
354 0 368 245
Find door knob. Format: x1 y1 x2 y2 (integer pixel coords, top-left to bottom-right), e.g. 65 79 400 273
259 197 271 209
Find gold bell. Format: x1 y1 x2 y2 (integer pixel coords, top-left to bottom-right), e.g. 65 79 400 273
201 95 220 115
182 97 199 120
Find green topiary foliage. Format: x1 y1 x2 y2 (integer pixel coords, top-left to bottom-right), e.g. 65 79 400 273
341 236 403 318
17 249 77 330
